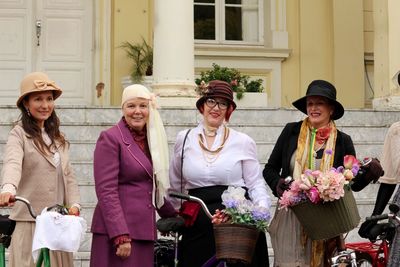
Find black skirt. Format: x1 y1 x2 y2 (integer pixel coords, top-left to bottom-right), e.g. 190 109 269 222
177 185 269 267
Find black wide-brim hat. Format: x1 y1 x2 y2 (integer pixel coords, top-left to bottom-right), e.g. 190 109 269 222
196 80 237 111
292 79 344 120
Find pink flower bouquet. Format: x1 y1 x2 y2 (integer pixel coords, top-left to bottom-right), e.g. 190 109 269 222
279 155 360 209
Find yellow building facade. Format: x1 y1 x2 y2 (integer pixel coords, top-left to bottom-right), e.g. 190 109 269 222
106 0 397 109
1 0 398 109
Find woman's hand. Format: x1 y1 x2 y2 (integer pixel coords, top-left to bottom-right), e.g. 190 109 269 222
113 235 132 259
116 242 131 258
0 192 14 207
275 177 292 197
68 206 80 216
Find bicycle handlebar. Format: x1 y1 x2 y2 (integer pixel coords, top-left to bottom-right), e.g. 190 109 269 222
366 214 388 222
366 206 400 223
169 191 213 219
9 196 37 219
169 191 191 201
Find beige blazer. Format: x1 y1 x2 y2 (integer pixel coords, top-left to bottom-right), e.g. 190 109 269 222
1 125 80 221
379 121 400 184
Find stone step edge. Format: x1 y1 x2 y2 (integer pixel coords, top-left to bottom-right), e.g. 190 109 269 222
0 122 394 128
0 105 397 112
0 140 386 146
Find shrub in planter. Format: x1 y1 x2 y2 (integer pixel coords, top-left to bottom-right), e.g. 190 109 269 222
195 63 263 99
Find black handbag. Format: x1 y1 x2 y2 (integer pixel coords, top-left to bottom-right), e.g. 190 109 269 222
0 214 16 248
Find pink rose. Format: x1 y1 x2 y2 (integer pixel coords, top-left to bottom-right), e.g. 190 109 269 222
308 187 320 203
300 174 313 190
343 169 354 180
344 155 359 170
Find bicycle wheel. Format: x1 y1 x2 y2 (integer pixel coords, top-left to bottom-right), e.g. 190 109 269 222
355 252 373 267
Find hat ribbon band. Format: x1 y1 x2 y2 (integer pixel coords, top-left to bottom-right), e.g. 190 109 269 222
33 80 61 91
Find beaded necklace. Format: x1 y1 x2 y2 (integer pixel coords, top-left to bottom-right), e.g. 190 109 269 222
198 126 230 165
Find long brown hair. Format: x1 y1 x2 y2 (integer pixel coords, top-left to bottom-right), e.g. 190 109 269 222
17 104 68 155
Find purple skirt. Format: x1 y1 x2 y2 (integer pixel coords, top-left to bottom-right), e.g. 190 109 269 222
90 234 154 267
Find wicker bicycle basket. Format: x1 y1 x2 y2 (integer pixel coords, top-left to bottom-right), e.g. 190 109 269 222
291 187 360 240
213 223 260 264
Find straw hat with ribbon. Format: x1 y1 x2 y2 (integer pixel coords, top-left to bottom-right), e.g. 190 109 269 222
17 72 62 108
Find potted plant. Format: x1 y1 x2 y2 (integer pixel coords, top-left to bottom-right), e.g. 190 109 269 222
195 63 264 100
120 37 153 83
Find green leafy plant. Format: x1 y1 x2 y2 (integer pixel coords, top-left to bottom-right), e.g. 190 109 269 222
120 38 153 83
195 63 264 99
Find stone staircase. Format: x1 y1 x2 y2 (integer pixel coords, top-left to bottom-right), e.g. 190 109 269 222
0 105 398 266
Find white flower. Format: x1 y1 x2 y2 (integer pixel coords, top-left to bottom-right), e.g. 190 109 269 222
222 186 246 201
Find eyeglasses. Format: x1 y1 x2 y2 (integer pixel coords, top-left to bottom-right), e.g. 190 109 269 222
205 98 229 110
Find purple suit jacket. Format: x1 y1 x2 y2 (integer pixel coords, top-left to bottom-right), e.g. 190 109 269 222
91 119 176 241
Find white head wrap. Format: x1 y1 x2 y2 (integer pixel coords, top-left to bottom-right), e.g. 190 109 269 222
122 84 170 207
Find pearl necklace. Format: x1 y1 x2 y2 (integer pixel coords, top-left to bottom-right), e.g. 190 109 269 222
203 125 218 137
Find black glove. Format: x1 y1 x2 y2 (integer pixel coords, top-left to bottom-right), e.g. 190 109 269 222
358 220 377 240
276 177 291 197
358 183 396 240
359 158 384 184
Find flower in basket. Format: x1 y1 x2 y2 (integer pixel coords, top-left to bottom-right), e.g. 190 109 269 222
340 155 360 181
211 187 271 232
279 155 360 209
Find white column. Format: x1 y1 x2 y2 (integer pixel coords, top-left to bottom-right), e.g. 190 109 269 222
152 0 196 100
372 0 400 109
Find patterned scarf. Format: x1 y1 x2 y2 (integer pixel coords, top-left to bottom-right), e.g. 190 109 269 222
293 118 337 180
293 118 338 266
122 117 151 160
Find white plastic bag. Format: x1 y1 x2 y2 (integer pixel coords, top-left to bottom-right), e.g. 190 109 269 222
32 208 87 262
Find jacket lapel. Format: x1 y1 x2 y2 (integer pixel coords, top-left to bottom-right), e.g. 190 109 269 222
285 122 301 167
116 119 153 178
30 140 57 168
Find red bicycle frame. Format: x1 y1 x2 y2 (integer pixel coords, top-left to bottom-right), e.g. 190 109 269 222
345 239 389 267
339 204 400 267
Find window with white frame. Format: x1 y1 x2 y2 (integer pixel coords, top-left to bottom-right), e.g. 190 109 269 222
194 0 263 44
